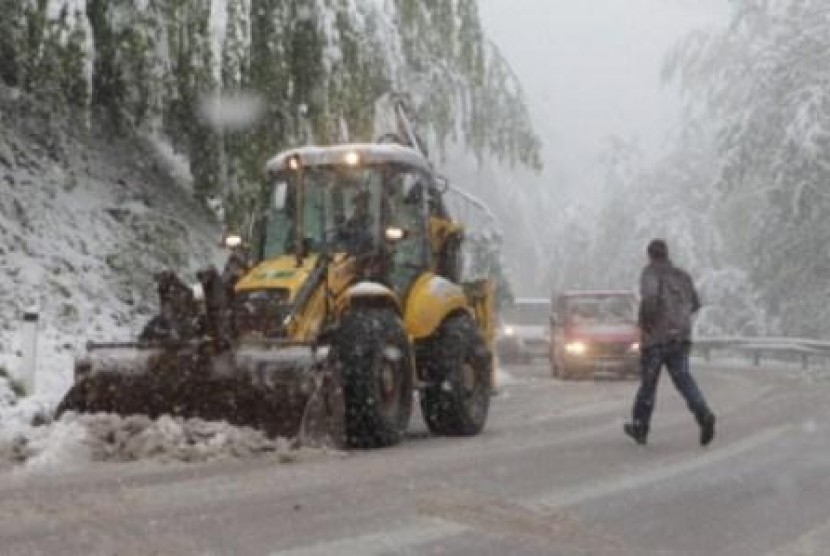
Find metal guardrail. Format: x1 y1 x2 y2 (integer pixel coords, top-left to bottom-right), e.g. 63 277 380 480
694 336 830 370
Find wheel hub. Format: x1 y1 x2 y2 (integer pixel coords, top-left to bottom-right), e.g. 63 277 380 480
380 362 397 401
460 361 476 393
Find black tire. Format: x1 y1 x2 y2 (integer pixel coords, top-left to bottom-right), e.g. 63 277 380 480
550 358 561 378
550 347 565 379
419 312 491 436
331 308 413 449
557 360 574 380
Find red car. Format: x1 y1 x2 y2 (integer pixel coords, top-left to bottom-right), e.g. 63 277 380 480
550 290 640 380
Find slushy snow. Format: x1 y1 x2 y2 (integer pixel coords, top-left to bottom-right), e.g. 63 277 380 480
0 411 341 472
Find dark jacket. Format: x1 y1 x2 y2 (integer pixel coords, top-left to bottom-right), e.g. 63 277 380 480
638 260 700 348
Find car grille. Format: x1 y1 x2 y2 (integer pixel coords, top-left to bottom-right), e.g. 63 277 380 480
589 342 631 358
233 289 290 337
525 337 550 347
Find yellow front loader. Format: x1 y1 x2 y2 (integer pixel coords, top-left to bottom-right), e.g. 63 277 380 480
58 142 495 449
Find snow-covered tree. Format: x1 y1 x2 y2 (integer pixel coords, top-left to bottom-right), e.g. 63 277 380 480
666 0 830 336
565 118 769 337
0 0 541 211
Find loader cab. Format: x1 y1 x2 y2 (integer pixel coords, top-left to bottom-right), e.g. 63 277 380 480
259 145 437 297
384 169 436 293
259 164 384 260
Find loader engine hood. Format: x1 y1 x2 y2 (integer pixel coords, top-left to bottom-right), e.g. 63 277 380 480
235 254 319 296
232 255 321 338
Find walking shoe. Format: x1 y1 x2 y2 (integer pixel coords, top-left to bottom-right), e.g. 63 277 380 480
623 422 647 445
700 414 716 446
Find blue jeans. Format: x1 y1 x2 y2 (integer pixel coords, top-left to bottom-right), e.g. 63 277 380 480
632 342 712 432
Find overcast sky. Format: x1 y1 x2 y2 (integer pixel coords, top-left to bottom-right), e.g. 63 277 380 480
478 0 728 195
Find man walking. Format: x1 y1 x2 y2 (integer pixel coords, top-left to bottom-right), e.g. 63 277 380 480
624 239 716 446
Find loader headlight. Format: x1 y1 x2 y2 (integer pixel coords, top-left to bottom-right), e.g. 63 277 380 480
385 226 406 242
287 154 302 171
223 234 243 248
630 342 640 352
343 151 361 166
565 341 587 355
502 325 515 336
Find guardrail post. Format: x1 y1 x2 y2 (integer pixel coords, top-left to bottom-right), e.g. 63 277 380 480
802 353 809 371
20 308 39 395
703 348 711 362
753 350 761 367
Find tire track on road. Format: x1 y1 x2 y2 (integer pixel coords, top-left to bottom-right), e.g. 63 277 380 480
526 424 791 512
268 374 782 556
415 488 627 555
269 518 469 556
766 513 830 556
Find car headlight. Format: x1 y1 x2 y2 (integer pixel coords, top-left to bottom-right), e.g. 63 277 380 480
565 341 587 355
630 342 640 352
502 325 515 336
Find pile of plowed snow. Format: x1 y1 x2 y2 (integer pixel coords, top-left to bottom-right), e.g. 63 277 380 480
0 410 340 472
0 364 340 472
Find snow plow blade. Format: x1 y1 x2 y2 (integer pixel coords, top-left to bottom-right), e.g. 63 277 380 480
56 340 345 448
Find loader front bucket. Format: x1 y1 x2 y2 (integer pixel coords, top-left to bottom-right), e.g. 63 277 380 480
56 341 346 449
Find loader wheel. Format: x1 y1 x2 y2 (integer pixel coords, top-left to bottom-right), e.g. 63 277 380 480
332 308 413 449
550 355 562 379
419 313 491 436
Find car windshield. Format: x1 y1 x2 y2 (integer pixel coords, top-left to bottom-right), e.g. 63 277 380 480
260 166 383 259
566 295 636 326
503 301 551 325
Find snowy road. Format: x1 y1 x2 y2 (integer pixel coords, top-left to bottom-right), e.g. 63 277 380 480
2 361 830 555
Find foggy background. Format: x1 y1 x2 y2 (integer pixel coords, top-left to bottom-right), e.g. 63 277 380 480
479 0 727 203
474 0 827 339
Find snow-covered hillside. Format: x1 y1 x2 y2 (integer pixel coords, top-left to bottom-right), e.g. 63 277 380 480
0 84 223 405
